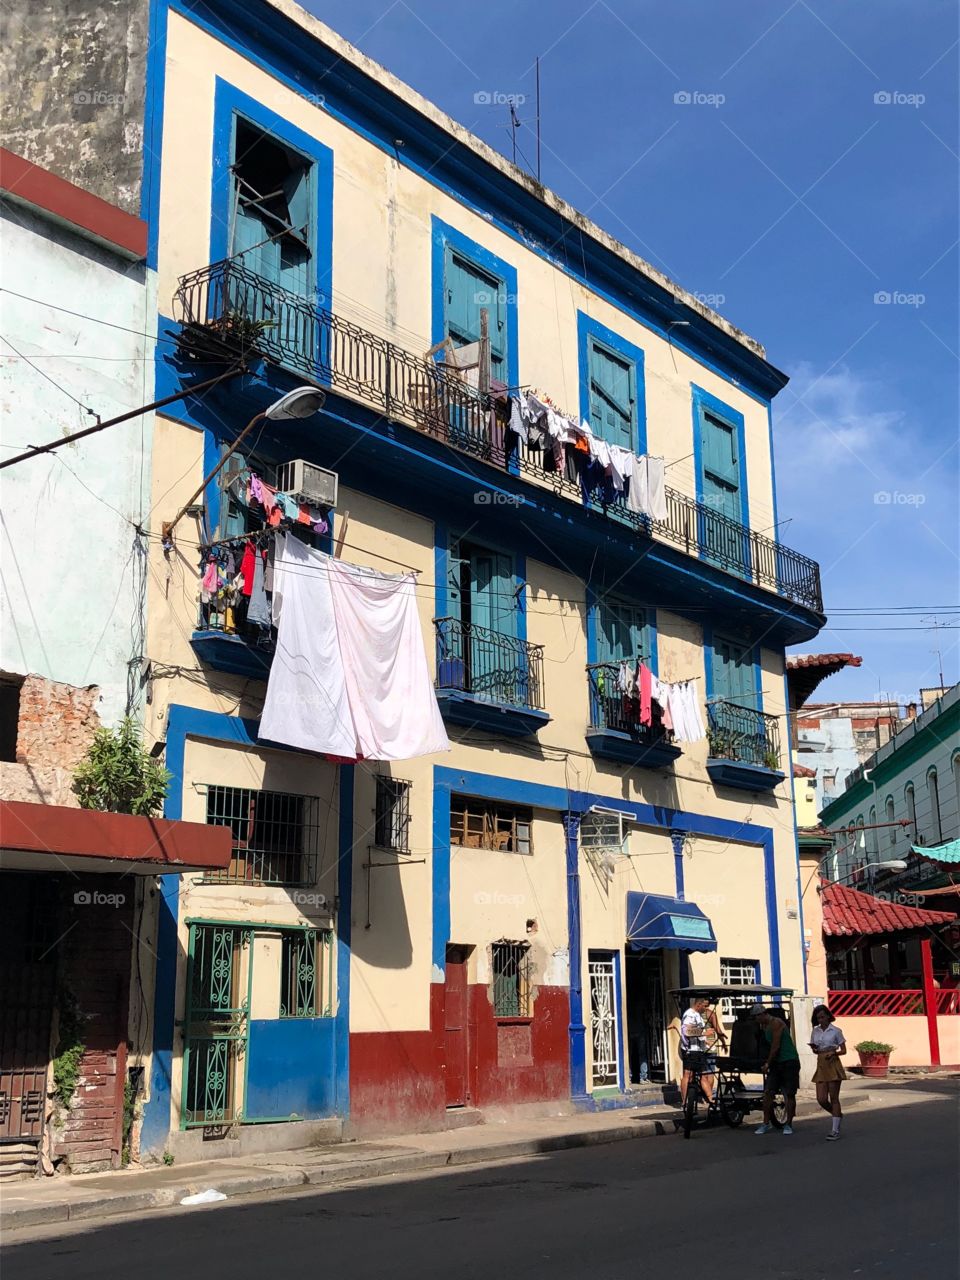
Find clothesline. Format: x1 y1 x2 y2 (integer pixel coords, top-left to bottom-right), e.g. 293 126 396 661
200 524 422 576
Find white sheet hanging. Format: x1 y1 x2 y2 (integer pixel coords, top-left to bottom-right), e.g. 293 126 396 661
260 535 355 758
326 557 450 761
259 536 450 761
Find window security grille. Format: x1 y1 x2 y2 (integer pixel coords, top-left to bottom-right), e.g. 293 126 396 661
279 928 333 1018
719 957 761 1016
492 941 532 1017
374 776 412 852
450 796 532 854
204 785 322 885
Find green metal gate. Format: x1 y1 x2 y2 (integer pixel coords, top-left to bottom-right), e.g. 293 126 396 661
181 924 252 1129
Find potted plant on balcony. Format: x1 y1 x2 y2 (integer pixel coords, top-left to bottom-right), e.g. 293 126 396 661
854 1040 895 1077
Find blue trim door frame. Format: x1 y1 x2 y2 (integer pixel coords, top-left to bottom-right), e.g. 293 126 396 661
139 704 353 1152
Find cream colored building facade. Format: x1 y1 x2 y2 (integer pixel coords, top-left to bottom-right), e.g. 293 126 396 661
138 0 825 1150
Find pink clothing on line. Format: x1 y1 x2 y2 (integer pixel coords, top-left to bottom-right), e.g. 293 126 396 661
639 662 653 727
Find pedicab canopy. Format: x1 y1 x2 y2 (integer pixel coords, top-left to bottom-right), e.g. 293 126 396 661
626 891 717 952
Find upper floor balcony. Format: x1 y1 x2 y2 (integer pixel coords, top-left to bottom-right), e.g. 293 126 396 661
173 258 823 617
706 698 785 793
586 662 681 770
433 616 549 738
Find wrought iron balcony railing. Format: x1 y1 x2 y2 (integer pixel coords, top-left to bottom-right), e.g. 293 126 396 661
706 698 782 771
434 616 545 711
174 259 823 613
587 662 675 747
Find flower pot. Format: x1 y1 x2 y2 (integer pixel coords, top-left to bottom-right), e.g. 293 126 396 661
857 1050 891 1078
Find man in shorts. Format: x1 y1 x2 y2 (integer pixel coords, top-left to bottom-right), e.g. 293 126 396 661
751 1003 800 1135
679 994 727 1104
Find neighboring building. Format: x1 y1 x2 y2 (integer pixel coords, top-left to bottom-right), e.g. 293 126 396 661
820 684 960 892
786 653 922 813
4 0 829 1159
0 149 232 1177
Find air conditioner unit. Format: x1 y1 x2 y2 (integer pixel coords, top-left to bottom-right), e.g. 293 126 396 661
274 459 338 508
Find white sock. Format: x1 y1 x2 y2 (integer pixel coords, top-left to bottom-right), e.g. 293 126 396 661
831 1117 841 1135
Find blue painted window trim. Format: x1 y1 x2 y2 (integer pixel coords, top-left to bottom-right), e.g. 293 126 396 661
431 764 783 1009
585 583 658 675
703 623 763 713
438 526 528 645
210 77 335 310
577 313 646 455
691 384 751 532
431 216 519 393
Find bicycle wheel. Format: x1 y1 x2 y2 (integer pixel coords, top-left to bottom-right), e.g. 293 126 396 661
682 1082 700 1139
718 1083 745 1128
771 1092 788 1128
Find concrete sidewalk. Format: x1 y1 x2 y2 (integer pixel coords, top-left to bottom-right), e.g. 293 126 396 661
2 1077 947 1232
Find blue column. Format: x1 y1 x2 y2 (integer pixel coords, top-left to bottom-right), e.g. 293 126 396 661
564 812 588 1100
671 831 690 987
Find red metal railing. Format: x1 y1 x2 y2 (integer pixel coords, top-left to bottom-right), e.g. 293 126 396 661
828 989 960 1017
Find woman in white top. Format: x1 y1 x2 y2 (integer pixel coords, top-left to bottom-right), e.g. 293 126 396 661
809 1004 847 1141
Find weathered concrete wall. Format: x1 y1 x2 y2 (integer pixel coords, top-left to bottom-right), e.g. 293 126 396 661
0 204 156 726
0 0 148 213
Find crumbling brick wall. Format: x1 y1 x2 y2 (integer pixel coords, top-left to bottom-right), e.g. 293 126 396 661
0 674 101 806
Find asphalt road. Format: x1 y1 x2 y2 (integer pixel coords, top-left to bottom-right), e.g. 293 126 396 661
4 1085 957 1280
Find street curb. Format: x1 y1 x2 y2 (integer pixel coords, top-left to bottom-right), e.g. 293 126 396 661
0 1099 873 1232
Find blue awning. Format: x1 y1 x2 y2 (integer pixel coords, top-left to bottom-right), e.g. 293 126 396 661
626 892 717 953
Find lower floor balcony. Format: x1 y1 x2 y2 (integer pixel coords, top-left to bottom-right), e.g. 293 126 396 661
585 663 681 769
434 617 549 737
706 699 784 792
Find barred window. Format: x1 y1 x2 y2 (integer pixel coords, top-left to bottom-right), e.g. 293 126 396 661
720 957 760 1016
492 940 532 1017
204 785 321 885
280 928 333 1018
375 776 411 852
450 796 532 854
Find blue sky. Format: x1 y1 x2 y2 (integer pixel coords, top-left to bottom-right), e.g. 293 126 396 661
305 0 959 703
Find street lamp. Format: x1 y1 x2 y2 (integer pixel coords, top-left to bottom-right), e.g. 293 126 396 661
826 859 908 886
163 386 326 537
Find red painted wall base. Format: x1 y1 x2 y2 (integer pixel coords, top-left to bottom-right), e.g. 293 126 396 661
349 982 571 1134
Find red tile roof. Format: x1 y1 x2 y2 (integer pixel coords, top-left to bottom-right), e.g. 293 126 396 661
786 653 863 709
793 763 817 777
787 653 863 670
821 880 957 937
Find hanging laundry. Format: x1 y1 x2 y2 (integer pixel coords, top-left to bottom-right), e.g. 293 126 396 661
240 543 256 597
646 455 667 522
639 661 653 727
277 492 300 521
297 502 313 525
259 535 450 762
654 679 704 742
246 549 271 627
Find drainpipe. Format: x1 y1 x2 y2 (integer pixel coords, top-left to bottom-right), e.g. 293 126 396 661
563 812 588 1101
920 937 941 1067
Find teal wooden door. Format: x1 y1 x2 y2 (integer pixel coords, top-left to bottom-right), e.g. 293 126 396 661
464 544 521 704
711 635 753 707
445 249 506 377
588 340 635 450
698 408 748 574
596 598 647 665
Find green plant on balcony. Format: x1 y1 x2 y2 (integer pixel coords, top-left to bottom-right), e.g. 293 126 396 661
707 727 736 760
762 748 781 771
214 310 276 347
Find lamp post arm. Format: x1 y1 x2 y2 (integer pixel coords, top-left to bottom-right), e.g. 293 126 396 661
163 410 266 538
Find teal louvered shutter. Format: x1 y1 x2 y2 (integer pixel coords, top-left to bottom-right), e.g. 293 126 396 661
445 249 506 377
278 166 312 296
596 598 648 665
700 409 740 523
711 635 754 707
588 340 635 449
469 549 516 638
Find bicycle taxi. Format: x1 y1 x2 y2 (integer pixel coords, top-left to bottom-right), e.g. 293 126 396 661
670 984 795 1138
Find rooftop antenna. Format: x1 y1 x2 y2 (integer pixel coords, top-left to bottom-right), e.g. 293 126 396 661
536 55 541 182
923 615 947 690
509 99 521 167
